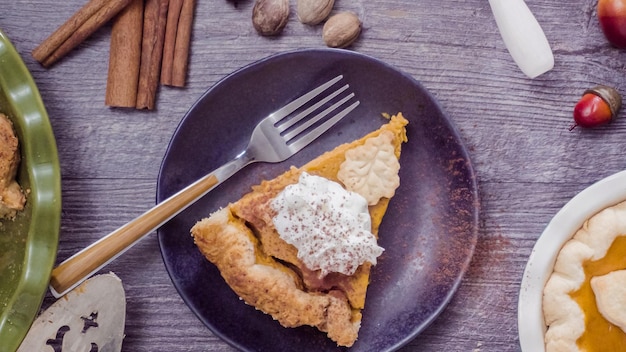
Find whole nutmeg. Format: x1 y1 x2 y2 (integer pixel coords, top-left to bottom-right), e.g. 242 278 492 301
297 0 335 25
252 0 290 36
322 12 362 48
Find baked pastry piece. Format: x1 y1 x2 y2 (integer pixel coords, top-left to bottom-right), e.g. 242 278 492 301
192 113 408 346
0 113 25 219
543 200 626 351
591 270 626 333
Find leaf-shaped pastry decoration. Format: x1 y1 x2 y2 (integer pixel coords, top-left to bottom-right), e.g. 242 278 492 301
338 130 400 205
591 270 626 333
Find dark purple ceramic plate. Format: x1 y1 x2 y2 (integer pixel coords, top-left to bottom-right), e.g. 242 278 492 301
157 48 478 352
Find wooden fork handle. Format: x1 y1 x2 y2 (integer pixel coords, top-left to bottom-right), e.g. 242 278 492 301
50 150 254 297
49 172 219 297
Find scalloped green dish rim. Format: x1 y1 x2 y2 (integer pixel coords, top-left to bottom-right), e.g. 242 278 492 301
0 29 61 352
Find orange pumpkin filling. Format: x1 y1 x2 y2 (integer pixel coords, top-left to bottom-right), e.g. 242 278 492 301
570 235 626 350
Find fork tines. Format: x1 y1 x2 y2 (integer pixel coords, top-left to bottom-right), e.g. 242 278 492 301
271 75 360 149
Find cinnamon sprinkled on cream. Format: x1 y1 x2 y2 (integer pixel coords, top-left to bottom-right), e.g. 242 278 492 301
271 172 384 276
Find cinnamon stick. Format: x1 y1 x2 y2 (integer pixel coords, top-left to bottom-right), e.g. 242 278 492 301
136 0 170 110
32 0 132 67
171 0 195 87
105 0 144 108
161 0 183 86
161 0 194 87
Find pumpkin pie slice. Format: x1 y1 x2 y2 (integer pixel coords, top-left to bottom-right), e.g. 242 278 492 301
191 113 408 347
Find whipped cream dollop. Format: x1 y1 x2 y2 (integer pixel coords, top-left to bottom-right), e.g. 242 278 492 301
271 172 384 276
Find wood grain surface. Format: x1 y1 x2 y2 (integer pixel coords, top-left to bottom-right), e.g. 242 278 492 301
3 0 626 351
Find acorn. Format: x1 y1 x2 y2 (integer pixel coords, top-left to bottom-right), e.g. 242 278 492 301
598 0 626 48
570 85 622 130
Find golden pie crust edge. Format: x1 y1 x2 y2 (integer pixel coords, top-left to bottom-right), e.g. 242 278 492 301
543 200 626 351
191 113 408 347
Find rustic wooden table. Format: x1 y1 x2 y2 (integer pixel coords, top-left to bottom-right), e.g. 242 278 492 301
3 0 626 351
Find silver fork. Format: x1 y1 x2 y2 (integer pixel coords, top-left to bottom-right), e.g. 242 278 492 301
49 75 359 298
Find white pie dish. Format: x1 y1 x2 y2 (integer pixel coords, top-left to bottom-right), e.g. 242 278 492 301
518 170 626 351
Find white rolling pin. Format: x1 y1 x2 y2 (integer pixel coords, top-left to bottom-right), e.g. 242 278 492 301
488 0 554 78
